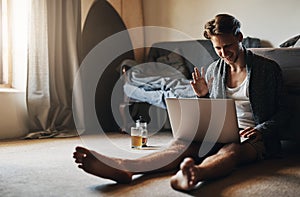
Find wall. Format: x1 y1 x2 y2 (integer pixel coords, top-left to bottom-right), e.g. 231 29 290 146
81 0 94 29
143 0 300 47
0 90 28 139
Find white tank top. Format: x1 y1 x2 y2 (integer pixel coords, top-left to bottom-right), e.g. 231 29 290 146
226 75 255 129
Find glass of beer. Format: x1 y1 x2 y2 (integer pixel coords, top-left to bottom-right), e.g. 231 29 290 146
131 127 142 149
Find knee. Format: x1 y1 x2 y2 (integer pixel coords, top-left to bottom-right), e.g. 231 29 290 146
168 139 190 153
170 138 195 149
169 139 201 157
220 143 242 162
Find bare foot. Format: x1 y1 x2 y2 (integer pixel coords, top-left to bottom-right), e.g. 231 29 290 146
170 157 201 191
73 146 132 183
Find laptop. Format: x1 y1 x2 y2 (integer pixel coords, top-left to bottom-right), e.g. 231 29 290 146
165 98 247 144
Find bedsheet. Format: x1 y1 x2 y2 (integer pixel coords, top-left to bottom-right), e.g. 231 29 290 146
123 62 196 108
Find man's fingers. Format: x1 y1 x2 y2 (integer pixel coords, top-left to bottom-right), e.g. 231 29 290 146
240 128 261 141
239 127 253 135
201 67 205 77
248 133 257 139
191 72 196 83
194 67 201 79
242 130 256 138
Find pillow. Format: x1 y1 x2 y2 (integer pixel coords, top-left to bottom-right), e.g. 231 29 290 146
294 38 300 48
279 35 300 47
242 36 261 48
156 49 190 79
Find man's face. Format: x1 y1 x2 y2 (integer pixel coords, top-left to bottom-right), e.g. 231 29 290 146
210 33 243 65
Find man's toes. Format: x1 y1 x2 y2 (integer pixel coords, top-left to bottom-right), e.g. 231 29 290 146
73 151 88 163
75 157 83 163
73 151 79 158
75 146 90 153
180 157 195 170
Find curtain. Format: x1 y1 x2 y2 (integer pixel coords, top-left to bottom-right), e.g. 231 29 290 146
26 0 81 138
108 0 145 62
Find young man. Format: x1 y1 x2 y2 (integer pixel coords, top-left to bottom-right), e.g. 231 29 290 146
73 14 289 191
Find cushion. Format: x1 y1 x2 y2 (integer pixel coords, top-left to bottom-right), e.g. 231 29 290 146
156 49 190 79
279 35 300 47
294 38 300 47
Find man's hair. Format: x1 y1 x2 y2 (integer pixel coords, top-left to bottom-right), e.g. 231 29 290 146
204 14 241 39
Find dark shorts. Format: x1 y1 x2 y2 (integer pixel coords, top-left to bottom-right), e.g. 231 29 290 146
246 139 266 160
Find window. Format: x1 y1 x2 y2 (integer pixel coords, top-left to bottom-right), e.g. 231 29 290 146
0 0 29 88
0 0 9 86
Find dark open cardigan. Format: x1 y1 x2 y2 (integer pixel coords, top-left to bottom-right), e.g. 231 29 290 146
205 48 290 155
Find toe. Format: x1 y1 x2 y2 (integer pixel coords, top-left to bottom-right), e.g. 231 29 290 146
180 157 195 170
73 151 88 163
75 146 90 154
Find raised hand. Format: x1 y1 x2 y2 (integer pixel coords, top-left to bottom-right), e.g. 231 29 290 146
190 67 210 97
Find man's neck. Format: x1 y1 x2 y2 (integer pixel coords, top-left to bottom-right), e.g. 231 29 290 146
228 48 246 73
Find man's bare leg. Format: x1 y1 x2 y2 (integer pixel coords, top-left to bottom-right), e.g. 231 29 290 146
170 142 258 191
73 139 201 183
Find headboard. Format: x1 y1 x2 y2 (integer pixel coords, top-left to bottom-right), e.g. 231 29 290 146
81 0 134 132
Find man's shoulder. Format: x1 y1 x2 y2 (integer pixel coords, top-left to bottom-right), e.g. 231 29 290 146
247 50 281 71
252 53 275 64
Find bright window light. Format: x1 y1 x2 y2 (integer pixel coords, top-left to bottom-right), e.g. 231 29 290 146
1 0 29 89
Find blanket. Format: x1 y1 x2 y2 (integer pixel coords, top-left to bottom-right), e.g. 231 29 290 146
124 62 196 108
